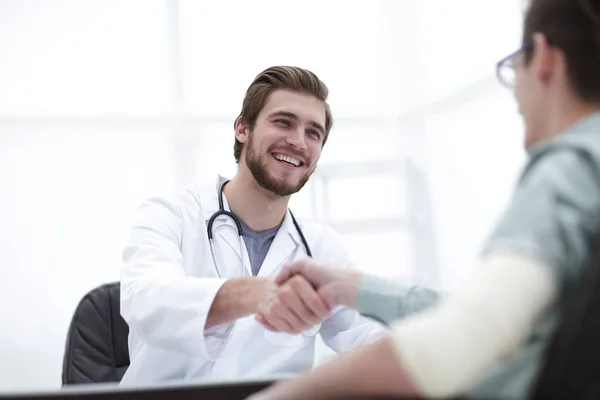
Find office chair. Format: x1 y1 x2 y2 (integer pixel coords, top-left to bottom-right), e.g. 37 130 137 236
62 282 130 385
528 240 600 399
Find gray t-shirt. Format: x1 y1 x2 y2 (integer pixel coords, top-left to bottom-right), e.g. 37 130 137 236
234 212 282 276
468 114 600 399
356 112 600 399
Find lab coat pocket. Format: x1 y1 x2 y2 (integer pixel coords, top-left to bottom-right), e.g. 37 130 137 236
264 323 321 347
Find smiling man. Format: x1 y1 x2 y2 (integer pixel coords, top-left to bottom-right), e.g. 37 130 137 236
118 66 434 385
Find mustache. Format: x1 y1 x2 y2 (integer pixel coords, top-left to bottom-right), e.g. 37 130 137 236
270 147 309 162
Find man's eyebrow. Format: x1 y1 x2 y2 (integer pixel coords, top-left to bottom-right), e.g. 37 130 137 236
269 111 325 134
269 110 298 120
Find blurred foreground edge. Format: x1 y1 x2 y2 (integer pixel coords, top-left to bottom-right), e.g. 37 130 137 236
0 378 473 400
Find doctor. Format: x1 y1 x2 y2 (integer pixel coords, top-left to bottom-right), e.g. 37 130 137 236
119 65 403 386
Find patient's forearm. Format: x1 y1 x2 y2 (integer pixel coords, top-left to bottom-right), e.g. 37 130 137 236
253 252 557 400
256 336 421 400
390 252 557 398
306 336 421 398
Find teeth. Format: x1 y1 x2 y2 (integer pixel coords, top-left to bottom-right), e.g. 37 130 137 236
274 154 300 166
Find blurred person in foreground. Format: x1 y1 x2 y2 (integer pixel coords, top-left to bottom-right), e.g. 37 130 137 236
249 0 600 398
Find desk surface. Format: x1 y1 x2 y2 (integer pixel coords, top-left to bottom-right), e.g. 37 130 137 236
0 379 426 400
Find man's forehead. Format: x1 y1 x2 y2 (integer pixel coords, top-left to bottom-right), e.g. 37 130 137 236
262 91 326 124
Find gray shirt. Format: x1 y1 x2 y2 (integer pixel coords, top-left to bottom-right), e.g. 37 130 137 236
357 275 441 325
234 212 281 276
356 112 600 399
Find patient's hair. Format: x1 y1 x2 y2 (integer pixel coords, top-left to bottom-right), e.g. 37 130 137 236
522 0 600 102
233 66 333 164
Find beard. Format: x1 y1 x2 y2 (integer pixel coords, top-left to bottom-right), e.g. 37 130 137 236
244 135 314 197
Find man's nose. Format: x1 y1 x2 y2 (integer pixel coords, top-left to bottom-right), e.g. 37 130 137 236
285 128 308 150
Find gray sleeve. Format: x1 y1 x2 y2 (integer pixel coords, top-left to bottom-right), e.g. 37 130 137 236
482 147 600 283
356 274 442 325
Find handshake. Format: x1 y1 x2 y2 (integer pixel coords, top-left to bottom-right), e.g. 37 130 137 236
254 259 364 334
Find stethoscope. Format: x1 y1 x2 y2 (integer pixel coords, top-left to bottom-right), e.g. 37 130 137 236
207 180 313 277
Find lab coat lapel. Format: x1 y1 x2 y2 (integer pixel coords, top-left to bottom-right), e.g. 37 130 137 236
201 175 252 277
257 210 302 277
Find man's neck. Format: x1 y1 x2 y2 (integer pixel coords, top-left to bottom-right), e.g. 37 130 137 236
548 95 600 140
222 171 290 232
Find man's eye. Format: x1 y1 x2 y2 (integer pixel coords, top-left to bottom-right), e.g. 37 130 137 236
275 119 290 126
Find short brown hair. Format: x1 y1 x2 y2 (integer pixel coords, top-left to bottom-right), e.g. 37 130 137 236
523 0 600 103
233 66 333 163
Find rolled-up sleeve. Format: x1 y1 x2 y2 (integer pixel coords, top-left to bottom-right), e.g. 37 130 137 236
357 275 442 325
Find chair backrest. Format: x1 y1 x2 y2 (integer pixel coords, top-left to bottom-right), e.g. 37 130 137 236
62 282 130 385
528 241 600 398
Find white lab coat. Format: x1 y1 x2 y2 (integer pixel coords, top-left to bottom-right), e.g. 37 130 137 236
119 175 387 386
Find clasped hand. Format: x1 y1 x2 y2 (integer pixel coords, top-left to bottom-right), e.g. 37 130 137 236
255 259 362 334
255 270 330 334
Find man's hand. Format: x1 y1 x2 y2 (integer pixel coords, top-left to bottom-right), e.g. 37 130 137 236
276 258 364 308
256 275 331 334
255 259 364 332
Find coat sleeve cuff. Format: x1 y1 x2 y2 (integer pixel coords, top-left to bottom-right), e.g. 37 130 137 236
198 280 237 361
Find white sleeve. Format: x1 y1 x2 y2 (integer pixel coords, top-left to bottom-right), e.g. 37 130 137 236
321 306 389 352
388 252 558 398
120 194 231 360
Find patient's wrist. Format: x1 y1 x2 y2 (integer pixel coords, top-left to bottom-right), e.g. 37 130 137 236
337 271 363 308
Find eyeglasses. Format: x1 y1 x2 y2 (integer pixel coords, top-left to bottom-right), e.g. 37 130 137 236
496 41 533 88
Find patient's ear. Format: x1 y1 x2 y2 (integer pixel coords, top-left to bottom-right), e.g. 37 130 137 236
531 32 557 86
235 118 249 144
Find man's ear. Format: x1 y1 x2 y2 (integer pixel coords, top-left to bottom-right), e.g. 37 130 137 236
235 117 250 144
531 32 556 86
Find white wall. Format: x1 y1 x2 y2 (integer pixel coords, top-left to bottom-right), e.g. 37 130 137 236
420 0 527 289
425 86 526 289
0 0 526 391
0 129 175 390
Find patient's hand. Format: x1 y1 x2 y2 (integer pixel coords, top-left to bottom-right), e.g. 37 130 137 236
255 259 364 331
277 259 364 308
